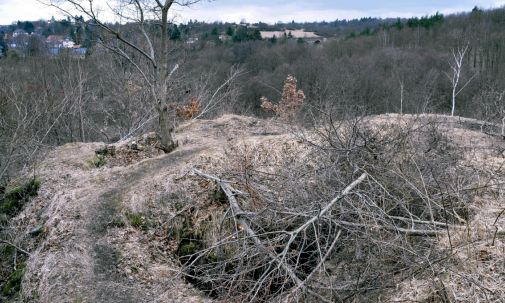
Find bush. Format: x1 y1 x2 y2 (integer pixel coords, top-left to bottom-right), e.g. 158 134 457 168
260 74 305 120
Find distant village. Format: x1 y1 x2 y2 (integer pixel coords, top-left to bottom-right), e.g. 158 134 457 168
0 18 326 58
8 28 87 57
0 18 90 58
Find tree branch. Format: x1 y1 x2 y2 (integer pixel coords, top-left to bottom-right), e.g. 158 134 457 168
1 240 31 256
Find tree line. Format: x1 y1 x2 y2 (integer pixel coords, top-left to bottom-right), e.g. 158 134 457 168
1 6 505 182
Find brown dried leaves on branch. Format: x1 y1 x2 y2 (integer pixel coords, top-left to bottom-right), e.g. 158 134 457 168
261 75 305 119
171 98 202 120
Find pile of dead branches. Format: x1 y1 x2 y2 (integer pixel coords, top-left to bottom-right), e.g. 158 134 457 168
175 115 497 302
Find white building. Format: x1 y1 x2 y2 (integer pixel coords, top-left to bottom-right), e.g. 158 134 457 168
260 29 321 39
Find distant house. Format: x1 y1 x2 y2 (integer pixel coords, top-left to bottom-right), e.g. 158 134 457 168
186 37 199 44
260 29 325 44
48 45 87 58
46 35 64 48
47 35 77 50
8 33 29 49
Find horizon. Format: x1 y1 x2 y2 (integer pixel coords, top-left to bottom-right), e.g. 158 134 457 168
0 0 504 26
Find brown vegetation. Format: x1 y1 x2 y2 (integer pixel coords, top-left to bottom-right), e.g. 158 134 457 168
261 75 305 120
3 6 505 303
2 113 504 302
172 98 202 120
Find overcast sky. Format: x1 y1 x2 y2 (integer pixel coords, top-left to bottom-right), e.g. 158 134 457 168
0 0 504 25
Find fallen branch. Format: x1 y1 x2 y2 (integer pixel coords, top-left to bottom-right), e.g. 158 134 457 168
1 240 31 256
285 229 342 302
277 173 368 265
194 170 309 295
193 170 368 302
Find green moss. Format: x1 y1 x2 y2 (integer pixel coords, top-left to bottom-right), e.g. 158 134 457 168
178 242 201 256
89 146 115 168
0 178 40 217
0 245 15 260
173 201 184 211
72 297 85 303
175 215 208 261
2 265 25 297
95 145 116 157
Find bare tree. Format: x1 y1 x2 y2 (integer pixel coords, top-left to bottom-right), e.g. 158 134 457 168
391 52 406 115
473 87 505 137
446 43 475 116
45 0 209 152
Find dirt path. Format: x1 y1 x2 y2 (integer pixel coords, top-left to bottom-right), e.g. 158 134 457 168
85 148 202 302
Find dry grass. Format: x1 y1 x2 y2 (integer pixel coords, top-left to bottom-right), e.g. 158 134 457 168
2 113 504 302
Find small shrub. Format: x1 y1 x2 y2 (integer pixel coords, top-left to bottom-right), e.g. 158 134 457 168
90 146 115 168
261 75 305 120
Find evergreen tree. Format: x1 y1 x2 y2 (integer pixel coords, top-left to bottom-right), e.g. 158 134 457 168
226 26 234 36
0 35 6 55
169 24 181 41
472 6 483 14
232 26 248 42
393 18 403 30
251 29 262 40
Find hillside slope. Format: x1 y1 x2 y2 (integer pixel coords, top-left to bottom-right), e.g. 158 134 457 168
6 115 287 302
2 114 505 302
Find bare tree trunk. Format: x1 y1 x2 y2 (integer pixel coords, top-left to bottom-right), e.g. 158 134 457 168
157 1 177 152
158 105 178 153
447 43 473 117
451 85 457 116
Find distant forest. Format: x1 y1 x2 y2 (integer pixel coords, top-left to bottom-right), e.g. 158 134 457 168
1 6 505 180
